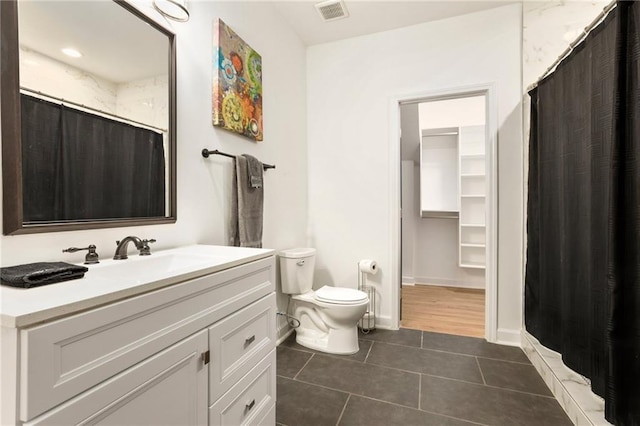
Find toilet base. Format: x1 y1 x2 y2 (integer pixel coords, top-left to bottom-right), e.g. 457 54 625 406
295 326 359 355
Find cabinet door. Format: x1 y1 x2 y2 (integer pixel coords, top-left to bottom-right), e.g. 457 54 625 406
25 331 208 426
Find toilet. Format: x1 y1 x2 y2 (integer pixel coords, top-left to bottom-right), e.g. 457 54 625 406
279 248 369 355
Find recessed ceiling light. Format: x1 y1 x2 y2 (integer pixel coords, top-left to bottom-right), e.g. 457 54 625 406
62 48 82 58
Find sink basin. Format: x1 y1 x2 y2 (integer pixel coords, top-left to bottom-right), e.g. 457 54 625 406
88 253 216 280
85 245 274 283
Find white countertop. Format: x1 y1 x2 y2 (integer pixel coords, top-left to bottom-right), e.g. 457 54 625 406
0 245 274 328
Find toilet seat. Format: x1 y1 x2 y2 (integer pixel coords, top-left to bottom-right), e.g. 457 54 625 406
314 286 368 305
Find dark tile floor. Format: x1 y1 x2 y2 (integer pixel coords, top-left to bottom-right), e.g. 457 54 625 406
276 328 572 426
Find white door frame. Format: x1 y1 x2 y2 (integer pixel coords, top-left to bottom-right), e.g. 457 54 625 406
388 83 498 342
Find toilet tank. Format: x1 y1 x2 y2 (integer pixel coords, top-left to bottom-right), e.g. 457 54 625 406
279 248 316 294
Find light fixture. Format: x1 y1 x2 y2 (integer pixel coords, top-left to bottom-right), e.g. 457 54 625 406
153 0 189 22
61 47 82 58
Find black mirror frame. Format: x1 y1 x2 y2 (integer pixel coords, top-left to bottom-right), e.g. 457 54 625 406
0 0 177 235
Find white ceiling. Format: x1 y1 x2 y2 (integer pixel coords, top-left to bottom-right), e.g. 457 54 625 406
272 1 517 46
17 1 517 84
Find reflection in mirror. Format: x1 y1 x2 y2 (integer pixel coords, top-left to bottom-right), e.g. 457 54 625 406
0 0 176 234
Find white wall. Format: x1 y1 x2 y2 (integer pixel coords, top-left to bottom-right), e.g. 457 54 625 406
1 1 308 337
418 96 485 129
400 104 419 284
401 161 415 283
307 4 523 339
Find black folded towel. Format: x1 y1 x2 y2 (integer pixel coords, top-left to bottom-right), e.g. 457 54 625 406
1 262 88 288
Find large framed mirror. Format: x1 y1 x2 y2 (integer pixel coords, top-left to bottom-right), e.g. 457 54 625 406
1 0 176 235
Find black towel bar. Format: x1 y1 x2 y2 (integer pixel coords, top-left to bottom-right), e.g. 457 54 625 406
201 149 275 170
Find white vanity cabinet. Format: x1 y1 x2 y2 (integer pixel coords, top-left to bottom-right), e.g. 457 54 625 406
1 249 276 426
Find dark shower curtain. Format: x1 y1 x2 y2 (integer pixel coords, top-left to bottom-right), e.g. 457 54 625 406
21 94 166 222
525 2 640 424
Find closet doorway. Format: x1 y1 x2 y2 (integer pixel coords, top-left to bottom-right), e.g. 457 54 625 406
393 89 496 340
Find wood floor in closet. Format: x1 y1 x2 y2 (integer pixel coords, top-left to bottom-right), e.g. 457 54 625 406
400 284 485 338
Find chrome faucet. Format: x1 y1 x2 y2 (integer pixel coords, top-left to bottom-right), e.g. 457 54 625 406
113 236 156 260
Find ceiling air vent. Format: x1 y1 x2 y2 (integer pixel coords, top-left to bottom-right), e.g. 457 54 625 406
315 0 349 22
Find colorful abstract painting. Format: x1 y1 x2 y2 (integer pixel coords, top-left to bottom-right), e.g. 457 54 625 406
212 19 263 141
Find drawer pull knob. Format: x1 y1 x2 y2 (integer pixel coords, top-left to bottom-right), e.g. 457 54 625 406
246 399 256 410
245 335 256 345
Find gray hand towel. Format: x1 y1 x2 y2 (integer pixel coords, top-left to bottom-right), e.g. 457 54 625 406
228 155 263 248
228 162 240 247
242 154 263 188
1 262 88 288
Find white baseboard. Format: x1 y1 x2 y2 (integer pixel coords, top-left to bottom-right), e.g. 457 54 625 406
402 276 415 285
413 277 485 290
372 315 397 330
495 328 521 346
276 326 294 345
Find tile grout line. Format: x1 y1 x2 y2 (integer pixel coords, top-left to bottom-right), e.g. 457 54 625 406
361 338 531 365
326 352 558 400
304 347 550 398
293 353 315 381
476 356 487 385
335 393 351 426
292 376 418 410
418 373 422 411
363 358 485 386
290 374 487 426
363 341 374 363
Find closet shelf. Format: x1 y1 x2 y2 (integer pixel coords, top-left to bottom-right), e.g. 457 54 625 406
461 154 485 159
421 210 459 219
460 223 485 228
459 262 486 270
461 173 485 178
461 243 486 248
461 194 485 198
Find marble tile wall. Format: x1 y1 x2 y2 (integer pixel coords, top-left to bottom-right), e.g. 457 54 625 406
19 47 166 131
522 331 610 425
116 75 169 131
523 0 611 89
20 47 118 114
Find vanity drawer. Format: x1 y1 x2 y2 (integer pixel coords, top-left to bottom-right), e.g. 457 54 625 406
19 256 274 421
209 293 276 403
209 350 276 426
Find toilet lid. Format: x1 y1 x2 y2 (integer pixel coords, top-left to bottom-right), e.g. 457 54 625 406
314 286 368 305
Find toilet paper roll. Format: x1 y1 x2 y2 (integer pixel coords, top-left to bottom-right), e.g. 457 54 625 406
359 259 377 274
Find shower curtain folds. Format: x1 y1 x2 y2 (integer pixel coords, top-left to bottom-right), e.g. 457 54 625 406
21 94 166 222
525 2 640 424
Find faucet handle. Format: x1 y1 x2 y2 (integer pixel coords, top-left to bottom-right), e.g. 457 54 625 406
139 239 156 256
63 244 100 265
